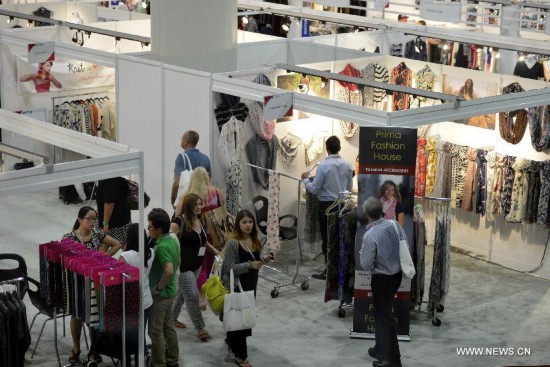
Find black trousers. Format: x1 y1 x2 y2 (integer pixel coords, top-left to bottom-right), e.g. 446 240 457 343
317 200 335 264
372 272 403 363
227 329 250 360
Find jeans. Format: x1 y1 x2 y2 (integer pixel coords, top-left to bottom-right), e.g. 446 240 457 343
372 272 402 363
149 295 179 367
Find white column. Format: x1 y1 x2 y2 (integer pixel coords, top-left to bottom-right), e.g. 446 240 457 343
150 0 237 72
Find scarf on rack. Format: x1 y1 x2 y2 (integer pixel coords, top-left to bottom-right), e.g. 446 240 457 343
475 149 489 215
499 82 528 144
491 154 507 215
537 160 550 227
450 144 468 209
502 156 516 216
505 158 531 223
380 196 397 220
304 134 324 167
525 162 541 223
425 138 437 195
484 150 497 221
278 133 302 169
247 101 276 141
461 148 478 212
267 170 281 252
226 162 242 216
218 116 245 171
336 64 362 139
415 137 428 197
432 140 452 198
528 105 550 151
245 134 279 190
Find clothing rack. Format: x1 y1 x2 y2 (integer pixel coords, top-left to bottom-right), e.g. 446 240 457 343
238 160 310 297
413 196 451 327
0 276 25 295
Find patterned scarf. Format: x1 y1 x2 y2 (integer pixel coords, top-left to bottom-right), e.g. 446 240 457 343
461 148 478 212
415 137 428 197
528 105 550 152
380 196 397 220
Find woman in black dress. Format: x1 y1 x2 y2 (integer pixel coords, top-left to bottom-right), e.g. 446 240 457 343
221 209 272 367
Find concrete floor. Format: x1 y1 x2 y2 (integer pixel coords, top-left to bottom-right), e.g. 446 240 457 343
1 188 550 367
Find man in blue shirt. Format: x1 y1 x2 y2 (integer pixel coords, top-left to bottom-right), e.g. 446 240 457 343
301 135 352 280
170 130 211 207
360 197 403 367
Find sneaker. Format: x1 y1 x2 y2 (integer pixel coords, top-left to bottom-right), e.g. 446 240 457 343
368 347 382 361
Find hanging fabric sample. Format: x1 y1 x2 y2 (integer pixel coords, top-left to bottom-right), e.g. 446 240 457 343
278 133 302 170
537 160 550 227
218 116 245 172
449 144 468 208
525 162 541 223
491 154 508 215
528 105 550 152
214 93 249 132
410 65 438 109
405 38 427 61
325 211 356 303
424 138 437 195
499 83 527 144
267 170 281 252
432 140 452 198
247 101 276 141
505 158 531 223
361 63 389 109
411 204 426 309
390 62 412 111
502 156 516 216
461 148 478 211
484 150 497 221
304 191 322 245
427 202 451 319
245 135 279 190
475 149 489 215
415 137 427 197
226 162 242 216
336 64 362 139
304 134 325 167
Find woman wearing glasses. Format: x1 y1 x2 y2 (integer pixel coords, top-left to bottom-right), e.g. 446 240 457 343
62 206 122 364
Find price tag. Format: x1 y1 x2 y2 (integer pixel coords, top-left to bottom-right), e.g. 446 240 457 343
198 247 206 257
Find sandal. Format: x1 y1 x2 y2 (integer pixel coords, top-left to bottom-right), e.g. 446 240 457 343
175 321 187 329
90 351 103 364
197 329 211 342
235 358 252 367
68 349 81 364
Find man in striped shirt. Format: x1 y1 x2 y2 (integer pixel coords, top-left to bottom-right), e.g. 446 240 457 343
360 197 404 367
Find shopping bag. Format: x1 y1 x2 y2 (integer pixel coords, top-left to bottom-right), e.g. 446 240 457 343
175 153 193 204
222 269 256 332
204 206 235 250
126 179 150 210
201 253 228 314
391 221 416 279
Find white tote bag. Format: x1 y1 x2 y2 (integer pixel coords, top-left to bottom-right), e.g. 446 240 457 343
175 152 193 204
222 269 256 332
391 221 416 279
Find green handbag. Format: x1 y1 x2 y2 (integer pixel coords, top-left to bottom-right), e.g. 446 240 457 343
201 253 228 314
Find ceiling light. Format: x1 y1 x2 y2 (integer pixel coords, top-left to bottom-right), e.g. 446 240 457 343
141 1 148 9
242 16 249 25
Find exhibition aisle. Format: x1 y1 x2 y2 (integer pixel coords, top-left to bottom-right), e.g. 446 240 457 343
1 189 549 367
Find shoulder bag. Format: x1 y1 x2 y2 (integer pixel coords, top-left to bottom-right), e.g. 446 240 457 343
201 250 228 315
391 220 416 279
222 268 256 332
175 152 193 204
204 206 235 250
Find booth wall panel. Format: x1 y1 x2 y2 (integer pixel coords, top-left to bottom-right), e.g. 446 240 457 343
117 57 163 209
237 41 288 70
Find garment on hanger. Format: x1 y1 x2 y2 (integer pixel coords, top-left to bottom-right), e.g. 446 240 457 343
491 154 507 215
449 144 468 208
525 162 541 223
218 116 245 171
325 210 356 303
214 93 248 132
484 151 497 221
304 191 322 245
431 140 452 198
361 63 389 108
453 43 468 68
33 7 53 26
514 60 545 80
53 97 116 141
461 148 478 211
505 158 531 223
415 137 427 197
475 149 488 215
502 156 516 216
252 73 273 86
411 65 438 108
390 43 403 57
336 64 362 138
267 170 281 252
411 204 426 309
537 160 550 226
499 83 528 144
278 132 302 169
226 162 242 216
245 135 278 190
304 134 324 167
390 62 412 111
0 289 31 367
247 101 276 141
405 37 427 61
528 105 550 152
424 138 437 195
427 202 451 319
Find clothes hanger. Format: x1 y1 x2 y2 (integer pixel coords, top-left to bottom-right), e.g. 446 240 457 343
325 198 342 215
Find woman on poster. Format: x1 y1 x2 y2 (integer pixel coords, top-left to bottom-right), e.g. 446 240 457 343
19 61 62 93
377 180 405 226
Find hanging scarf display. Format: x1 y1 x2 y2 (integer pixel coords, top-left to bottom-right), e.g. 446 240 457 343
499 82 527 144
502 156 516 216
424 138 437 195
247 101 276 141
528 105 550 151
336 64 362 139
304 135 324 167
491 154 507 215
267 170 281 252
450 144 468 208
278 132 302 169
412 204 426 309
461 148 478 211
390 62 412 111
218 116 245 171
304 191 322 245
432 140 452 198
415 137 427 197
505 158 531 223
226 162 242 216
245 135 278 190
525 162 541 223
484 151 497 221
537 160 550 227
475 149 489 215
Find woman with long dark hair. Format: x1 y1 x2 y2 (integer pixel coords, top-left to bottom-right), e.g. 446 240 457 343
63 206 122 364
221 209 272 367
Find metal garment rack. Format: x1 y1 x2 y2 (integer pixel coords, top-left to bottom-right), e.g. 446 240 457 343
239 161 310 297
0 276 25 296
413 195 451 327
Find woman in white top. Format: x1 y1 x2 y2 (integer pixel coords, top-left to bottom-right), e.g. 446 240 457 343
119 223 155 350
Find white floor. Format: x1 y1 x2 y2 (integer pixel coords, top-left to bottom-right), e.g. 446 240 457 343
1 189 550 367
